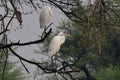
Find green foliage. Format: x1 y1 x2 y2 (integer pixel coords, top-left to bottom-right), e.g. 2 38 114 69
0 51 25 80
114 0 120 3
59 0 120 67
0 61 25 80
94 65 120 80
43 0 120 79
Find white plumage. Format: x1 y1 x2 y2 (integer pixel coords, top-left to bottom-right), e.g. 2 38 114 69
48 32 67 59
39 6 53 28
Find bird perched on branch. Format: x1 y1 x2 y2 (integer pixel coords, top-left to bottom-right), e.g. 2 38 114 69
48 32 70 59
39 6 53 28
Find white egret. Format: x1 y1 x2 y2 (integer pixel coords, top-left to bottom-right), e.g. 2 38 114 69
39 6 53 28
48 32 69 59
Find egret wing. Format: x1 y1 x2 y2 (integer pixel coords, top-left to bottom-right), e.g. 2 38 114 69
48 36 62 58
39 8 46 28
39 6 52 28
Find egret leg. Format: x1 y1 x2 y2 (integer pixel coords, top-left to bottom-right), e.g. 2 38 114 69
45 25 46 30
51 55 54 68
44 25 47 34
54 56 57 68
51 55 57 69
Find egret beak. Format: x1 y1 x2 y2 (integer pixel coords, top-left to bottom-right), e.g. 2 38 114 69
64 33 70 37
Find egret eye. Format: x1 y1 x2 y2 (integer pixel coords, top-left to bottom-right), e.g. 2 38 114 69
39 6 53 28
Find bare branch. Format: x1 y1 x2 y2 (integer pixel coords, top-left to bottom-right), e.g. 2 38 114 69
20 59 30 73
0 28 52 49
0 29 9 35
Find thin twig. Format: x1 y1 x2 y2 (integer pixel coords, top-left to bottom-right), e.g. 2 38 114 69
41 23 53 38
2 50 8 80
0 1 8 21
5 12 15 30
0 29 9 35
20 59 30 73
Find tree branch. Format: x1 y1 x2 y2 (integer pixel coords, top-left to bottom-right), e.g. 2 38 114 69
48 0 87 23
0 28 52 49
20 59 30 73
